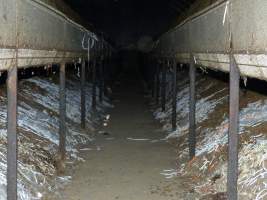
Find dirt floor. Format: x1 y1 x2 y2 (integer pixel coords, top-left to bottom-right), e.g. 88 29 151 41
56 77 192 200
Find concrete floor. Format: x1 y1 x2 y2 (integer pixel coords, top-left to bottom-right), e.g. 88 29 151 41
60 78 185 200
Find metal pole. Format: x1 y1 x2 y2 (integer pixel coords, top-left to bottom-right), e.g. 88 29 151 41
99 58 104 103
189 54 196 159
227 54 240 200
172 60 177 131
153 59 156 99
7 63 18 200
92 59 97 111
103 52 108 97
156 61 160 105
58 62 66 172
152 57 156 99
81 60 86 129
103 51 107 96
86 60 90 82
99 41 104 103
161 59 167 112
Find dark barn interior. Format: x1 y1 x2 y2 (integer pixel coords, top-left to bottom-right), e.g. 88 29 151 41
1 0 267 200
64 0 194 46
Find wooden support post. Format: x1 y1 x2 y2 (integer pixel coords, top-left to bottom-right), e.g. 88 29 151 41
7 64 18 200
92 59 97 111
161 59 167 112
227 54 240 200
81 60 86 129
58 62 66 173
172 60 177 131
189 54 196 159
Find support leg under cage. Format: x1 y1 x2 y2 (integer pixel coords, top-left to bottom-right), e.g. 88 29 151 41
189 54 196 159
152 63 156 99
92 60 97 111
151 59 155 98
58 62 66 173
99 59 104 103
81 60 86 129
103 55 108 96
227 54 240 200
161 60 167 112
151 61 157 100
7 63 18 200
155 61 160 105
172 60 177 131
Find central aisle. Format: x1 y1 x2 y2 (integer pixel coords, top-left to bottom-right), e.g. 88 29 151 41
60 78 184 200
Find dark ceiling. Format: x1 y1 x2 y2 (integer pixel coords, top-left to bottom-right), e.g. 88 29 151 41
64 0 195 48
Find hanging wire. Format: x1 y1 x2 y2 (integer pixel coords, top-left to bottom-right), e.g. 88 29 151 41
82 32 98 63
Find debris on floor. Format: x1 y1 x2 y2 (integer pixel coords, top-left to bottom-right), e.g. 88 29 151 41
0 73 112 200
127 137 150 141
152 69 267 199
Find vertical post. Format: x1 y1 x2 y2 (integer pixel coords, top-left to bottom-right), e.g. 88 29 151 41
189 54 196 159
81 60 86 129
99 41 104 103
92 59 97 111
155 61 160 105
152 57 156 99
46 64 52 77
58 62 66 172
172 60 177 131
227 54 240 200
103 51 108 97
103 50 107 96
161 59 167 112
7 64 18 200
86 60 90 82
99 58 104 103
152 59 156 99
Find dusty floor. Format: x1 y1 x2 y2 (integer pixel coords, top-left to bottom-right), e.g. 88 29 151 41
57 78 191 200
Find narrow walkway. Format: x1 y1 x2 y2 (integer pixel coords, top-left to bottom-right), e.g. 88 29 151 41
61 78 183 200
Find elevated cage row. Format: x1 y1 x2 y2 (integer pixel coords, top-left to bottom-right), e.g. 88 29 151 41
1 0 114 199
150 0 267 199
